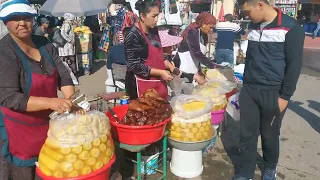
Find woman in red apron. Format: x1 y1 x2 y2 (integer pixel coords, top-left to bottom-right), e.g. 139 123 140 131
124 0 174 100
0 1 80 179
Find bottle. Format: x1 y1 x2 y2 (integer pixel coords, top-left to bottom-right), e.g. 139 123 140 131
120 89 130 105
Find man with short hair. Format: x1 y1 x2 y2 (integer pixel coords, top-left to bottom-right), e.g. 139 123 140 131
214 14 245 66
232 0 305 180
34 17 50 38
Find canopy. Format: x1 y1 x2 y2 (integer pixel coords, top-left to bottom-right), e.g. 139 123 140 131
39 0 111 17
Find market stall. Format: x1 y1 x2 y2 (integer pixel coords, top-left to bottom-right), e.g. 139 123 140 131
275 0 298 17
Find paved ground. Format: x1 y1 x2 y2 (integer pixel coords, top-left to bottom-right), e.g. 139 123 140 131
75 38 320 180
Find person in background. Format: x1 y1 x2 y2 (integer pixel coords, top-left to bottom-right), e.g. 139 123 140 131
214 14 245 67
124 0 174 100
106 28 131 69
58 13 76 74
83 15 100 33
232 0 304 180
0 0 84 179
176 12 216 75
34 17 50 38
312 18 320 39
159 30 207 85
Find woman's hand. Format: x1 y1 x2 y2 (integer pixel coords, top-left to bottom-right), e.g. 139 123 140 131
71 105 86 115
164 60 175 72
160 70 174 81
48 98 73 114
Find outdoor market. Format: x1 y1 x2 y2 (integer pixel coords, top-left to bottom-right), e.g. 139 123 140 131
0 0 314 179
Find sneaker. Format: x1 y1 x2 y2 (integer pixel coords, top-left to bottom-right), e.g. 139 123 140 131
262 168 277 180
230 175 251 180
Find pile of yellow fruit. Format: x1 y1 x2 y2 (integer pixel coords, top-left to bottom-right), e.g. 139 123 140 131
38 134 114 178
193 83 227 111
74 26 92 34
168 114 214 143
38 112 114 178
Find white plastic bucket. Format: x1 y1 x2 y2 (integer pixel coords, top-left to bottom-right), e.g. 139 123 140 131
140 147 159 175
170 148 203 178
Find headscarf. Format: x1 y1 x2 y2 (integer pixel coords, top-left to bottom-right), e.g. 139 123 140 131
64 13 75 21
181 12 216 39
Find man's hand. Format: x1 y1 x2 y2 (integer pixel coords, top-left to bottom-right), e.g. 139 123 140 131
278 97 288 113
44 33 49 38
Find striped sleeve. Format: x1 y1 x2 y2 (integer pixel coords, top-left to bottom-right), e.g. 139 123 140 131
124 28 151 78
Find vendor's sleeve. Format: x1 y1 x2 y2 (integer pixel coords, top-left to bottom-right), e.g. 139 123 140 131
280 24 305 100
0 52 29 111
186 29 215 69
125 30 151 78
48 44 74 87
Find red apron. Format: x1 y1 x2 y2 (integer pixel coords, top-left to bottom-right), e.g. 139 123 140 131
135 23 168 99
0 43 58 167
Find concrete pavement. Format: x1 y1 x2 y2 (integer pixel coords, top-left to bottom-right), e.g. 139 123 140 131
75 46 320 179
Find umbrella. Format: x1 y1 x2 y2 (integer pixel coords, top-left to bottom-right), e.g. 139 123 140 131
39 0 111 17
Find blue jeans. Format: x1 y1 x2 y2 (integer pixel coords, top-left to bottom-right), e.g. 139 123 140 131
313 24 320 38
215 49 234 65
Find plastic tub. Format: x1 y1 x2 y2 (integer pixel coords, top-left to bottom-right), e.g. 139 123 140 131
106 105 171 145
211 110 226 125
36 155 116 180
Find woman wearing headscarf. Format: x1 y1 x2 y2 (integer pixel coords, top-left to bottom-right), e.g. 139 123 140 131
59 13 76 74
175 12 217 75
0 1 83 179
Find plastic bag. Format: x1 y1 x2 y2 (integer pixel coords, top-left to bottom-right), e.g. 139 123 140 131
171 94 213 119
193 83 228 111
168 113 214 142
38 111 114 178
169 76 184 96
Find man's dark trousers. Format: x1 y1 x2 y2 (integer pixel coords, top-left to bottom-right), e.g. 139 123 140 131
238 85 287 179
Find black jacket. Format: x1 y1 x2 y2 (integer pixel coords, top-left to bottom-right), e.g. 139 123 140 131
244 9 305 100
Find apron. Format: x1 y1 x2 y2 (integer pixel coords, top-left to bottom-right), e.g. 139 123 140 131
178 30 207 74
0 42 58 167
135 23 168 99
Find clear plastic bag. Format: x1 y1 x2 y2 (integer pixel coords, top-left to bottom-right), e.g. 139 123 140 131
168 113 214 142
170 94 213 119
193 82 228 111
38 111 114 178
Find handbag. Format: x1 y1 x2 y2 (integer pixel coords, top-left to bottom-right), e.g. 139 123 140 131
50 28 67 47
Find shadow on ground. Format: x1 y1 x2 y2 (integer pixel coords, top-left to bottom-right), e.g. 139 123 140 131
288 100 320 134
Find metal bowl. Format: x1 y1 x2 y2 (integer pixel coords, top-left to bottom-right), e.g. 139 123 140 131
168 128 217 151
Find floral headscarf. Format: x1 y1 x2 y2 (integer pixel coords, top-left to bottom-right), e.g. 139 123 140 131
64 13 75 21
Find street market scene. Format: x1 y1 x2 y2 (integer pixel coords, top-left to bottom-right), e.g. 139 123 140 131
0 0 319 180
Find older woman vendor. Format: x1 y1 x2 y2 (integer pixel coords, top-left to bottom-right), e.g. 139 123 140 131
0 0 80 179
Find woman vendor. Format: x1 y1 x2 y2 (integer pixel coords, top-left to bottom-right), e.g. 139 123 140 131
0 1 82 179
175 12 217 74
124 0 173 100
